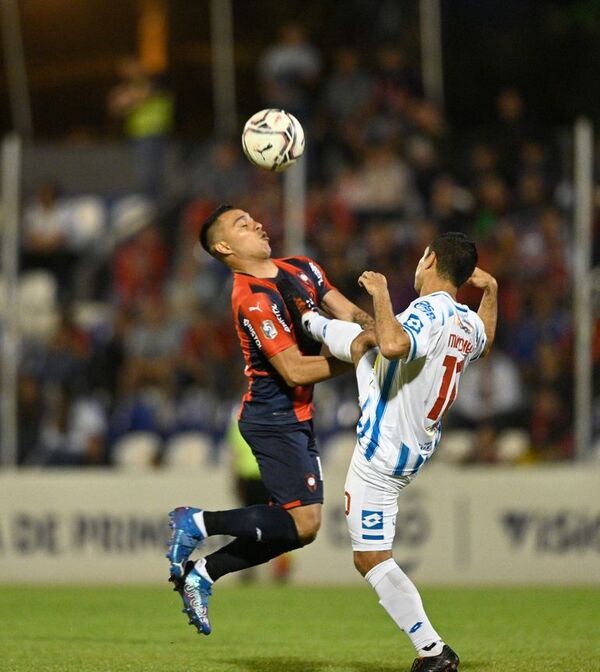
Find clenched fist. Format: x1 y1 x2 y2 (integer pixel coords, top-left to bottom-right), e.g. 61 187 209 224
466 267 497 291
358 271 388 296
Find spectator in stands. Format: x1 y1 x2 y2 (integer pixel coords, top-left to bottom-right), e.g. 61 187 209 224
258 23 321 121
113 222 168 309
320 47 373 125
472 174 511 239
509 286 570 378
372 44 421 117
406 136 442 204
492 88 532 184
315 48 374 179
109 383 176 452
21 183 76 295
34 383 107 467
335 140 421 221
175 306 242 400
188 139 252 204
20 311 88 391
107 57 174 198
86 307 128 401
120 295 182 395
427 174 472 234
462 142 499 189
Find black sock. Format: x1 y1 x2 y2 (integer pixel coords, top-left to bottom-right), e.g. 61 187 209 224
204 538 300 582
203 505 300 543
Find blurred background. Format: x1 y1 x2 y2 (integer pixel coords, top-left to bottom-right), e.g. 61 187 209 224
0 0 598 585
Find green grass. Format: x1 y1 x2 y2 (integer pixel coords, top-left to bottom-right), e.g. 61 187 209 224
1 584 599 672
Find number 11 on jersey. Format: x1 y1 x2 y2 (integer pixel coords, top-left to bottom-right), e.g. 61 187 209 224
427 355 464 421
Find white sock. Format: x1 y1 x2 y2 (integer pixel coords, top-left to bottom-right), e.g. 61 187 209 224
192 511 208 538
192 557 214 584
365 558 443 656
302 312 362 363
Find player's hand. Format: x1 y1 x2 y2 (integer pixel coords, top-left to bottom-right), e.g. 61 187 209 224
467 267 497 291
358 271 388 296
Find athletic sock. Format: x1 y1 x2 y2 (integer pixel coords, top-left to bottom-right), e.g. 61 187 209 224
203 504 301 543
190 557 213 583
365 558 442 654
302 313 362 363
192 511 208 538
203 538 300 582
418 641 444 658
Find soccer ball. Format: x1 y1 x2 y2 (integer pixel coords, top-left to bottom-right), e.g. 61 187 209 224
241 108 305 172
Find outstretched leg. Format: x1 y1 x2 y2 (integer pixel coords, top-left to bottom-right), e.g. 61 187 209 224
277 277 377 365
302 311 377 365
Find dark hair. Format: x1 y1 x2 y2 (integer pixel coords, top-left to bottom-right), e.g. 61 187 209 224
429 232 478 288
199 204 234 255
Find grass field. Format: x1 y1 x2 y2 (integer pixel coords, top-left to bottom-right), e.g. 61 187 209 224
1 584 599 672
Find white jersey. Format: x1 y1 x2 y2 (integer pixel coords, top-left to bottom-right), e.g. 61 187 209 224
356 291 486 476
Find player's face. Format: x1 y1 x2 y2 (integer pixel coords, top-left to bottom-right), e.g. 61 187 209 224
217 209 271 260
414 246 433 292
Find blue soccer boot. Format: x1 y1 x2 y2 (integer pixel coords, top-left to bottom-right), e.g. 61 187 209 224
169 563 213 635
166 507 206 578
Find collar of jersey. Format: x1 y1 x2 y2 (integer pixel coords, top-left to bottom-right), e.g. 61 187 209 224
427 290 468 311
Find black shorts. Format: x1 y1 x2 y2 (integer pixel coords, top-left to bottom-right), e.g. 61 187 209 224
238 419 323 509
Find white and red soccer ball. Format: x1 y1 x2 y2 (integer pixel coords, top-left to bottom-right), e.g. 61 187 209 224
241 108 305 172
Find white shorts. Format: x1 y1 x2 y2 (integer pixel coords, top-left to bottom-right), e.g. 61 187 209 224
344 447 415 550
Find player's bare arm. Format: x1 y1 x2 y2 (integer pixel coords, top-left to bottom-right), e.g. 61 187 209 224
320 288 375 330
358 271 410 360
466 267 498 356
269 344 352 387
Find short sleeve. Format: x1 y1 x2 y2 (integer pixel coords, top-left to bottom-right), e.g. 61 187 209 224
238 291 296 359
399 311 435 362
302 257 335 303
398 297 442 362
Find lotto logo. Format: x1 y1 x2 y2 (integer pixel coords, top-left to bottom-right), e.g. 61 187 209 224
361 510 383 530
403 313 424 334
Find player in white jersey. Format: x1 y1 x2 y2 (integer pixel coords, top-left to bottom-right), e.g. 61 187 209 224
293 232 497 672
351 288 486 478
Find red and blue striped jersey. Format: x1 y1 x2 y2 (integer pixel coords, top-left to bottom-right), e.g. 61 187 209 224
232 256 334 425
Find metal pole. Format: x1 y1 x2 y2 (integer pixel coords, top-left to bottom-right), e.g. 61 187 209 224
0 0 33 140
283 156 306 257
573 118 593 462
1 133 22 467
419 0 444 111
210 0 237 137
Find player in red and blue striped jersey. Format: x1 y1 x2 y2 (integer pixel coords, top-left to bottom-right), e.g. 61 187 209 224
166 204 373 635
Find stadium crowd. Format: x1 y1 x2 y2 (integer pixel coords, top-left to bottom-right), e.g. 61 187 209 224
14 24 582 467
